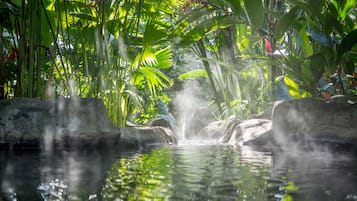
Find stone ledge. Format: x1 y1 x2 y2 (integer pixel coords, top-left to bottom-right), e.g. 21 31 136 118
0 98 176 151
272 96 357 144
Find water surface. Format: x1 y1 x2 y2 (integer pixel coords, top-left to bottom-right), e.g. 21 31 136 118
1 143 357 201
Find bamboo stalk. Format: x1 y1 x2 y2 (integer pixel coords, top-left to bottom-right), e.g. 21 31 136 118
196 39 223 113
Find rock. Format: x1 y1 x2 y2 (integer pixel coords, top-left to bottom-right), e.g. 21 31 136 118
184 107 216 139
0 98 121 150
200 120 231 139
119 126 177 148
146 117 173 130
0 98 177 151
272 96 357 146
219 119 272 146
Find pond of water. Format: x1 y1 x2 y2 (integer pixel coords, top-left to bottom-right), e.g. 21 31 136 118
1 142 357 201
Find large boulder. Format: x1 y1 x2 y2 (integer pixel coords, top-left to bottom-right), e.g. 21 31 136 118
219 119 272 146
0 98 176 150
0 98 121 150
200 120 231 139
272 96 357 146
120 126 177 147
184 107 216 139
145 117 173 130
200 119 272 146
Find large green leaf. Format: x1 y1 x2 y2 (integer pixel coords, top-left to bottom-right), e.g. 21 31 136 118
338 29 357 57
178 69 208 80
132 48 172 70
308 53 326 81
143 21 168 46
0 1 19 14
138 67 173 94
325 4 344 35
154 47 173 69
305 0 326 16
226 0 242 16
69 12 97 21
331 0 357 21
283 76 310 98
288 0 325 16
242 0 264 29
179 15 238 46
274 7 299 39
171 7 211 38
299 27 313 57
40 0 57 47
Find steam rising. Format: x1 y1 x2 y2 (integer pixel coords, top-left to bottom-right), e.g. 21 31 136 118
173 80 207 141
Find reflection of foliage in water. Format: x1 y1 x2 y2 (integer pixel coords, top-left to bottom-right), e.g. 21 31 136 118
101 145 280 201
102 147 173 201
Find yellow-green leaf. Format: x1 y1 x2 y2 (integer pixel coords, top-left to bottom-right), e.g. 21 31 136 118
284 76 300 98
300 27 313 57
178 69 208 80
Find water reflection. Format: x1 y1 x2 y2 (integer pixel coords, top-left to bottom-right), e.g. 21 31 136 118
1 144 357 201
102 145 273 201
0 150 128 201
272 150 357 201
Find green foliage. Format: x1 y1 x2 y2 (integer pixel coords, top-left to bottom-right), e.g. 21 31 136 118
102 145 271 200
299 27 313 57
274 7 299 39
338 29 357 57
242 0 264 29
102 147 174 200
271 0 357 96
178 69 208 80
1 0 357 124
276 75 311 99
0 0 181 126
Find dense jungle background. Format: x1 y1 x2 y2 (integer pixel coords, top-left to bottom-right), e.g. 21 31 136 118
1 0 357 126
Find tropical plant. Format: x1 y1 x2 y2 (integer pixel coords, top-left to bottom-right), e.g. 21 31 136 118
1 0 184 126
272 0 357 96
2 0 357 125
171 0 271 119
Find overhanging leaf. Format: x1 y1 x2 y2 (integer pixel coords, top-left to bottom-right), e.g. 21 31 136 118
139 67 173 94
179 15 237 46
178 69 208 80
143 21 168 46
171 7 211 38
226 0 242 15
338 29 357 57
69 12 97 21
275 7 299 39
242 0 264 29
154 48 172 69
300 27 313 57
339 0 356 20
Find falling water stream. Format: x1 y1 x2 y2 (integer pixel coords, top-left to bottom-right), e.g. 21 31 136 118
1 139 357 201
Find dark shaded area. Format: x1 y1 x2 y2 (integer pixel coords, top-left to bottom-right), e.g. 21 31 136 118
0 148 143 201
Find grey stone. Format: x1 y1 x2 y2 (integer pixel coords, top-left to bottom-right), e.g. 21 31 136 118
200 120 230 139
200 119 272 146
146 117 173 130
0 98 176 150
0 98 121 150
120 126 177 147
272 96 357 145
184 107 216 139
219 119 272 146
